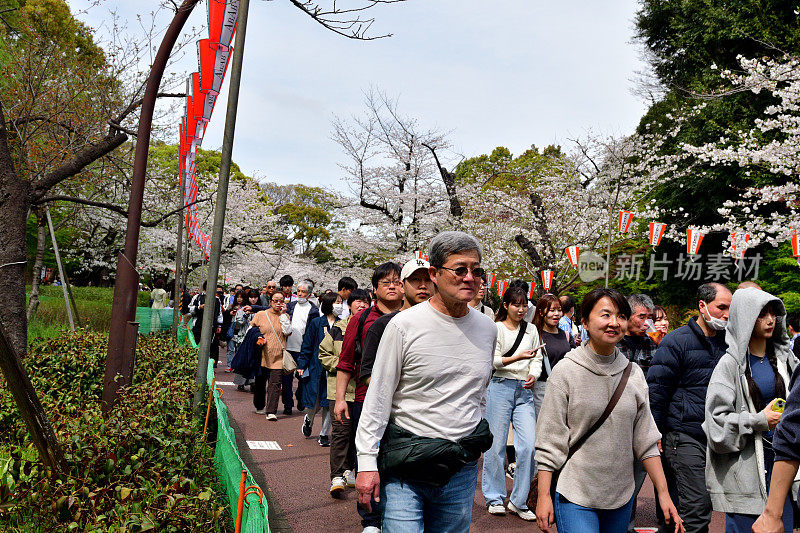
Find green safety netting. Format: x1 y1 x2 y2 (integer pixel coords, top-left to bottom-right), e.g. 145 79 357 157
206 359 270 532
136 307 176 335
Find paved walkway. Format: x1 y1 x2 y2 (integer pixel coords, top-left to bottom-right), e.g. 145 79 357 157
213 366 725 532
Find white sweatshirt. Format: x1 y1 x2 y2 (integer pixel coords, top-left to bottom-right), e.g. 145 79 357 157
355 301 497 472
493 321 543 380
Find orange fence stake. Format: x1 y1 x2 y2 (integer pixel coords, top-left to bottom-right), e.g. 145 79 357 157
235 470 247 533
203 377 216 438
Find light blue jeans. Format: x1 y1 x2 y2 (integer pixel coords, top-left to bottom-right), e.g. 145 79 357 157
380 460 478 533
555 492 635 533
482 377 537 510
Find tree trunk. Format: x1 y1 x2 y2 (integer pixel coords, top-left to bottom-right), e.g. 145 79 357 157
0 100 67 473
26 208 47 322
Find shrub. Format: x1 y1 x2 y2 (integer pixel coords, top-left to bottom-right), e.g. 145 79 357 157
0 331 227 532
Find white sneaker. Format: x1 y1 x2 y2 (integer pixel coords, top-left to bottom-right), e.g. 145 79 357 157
254 408 265 414
265 413 278 421
508 501 536 521
330 476 346 496
487 503 506 515
343 469 356 487
362 528 381 533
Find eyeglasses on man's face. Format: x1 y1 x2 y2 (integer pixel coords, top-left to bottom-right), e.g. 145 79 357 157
378 279 401 287
437 266 486 279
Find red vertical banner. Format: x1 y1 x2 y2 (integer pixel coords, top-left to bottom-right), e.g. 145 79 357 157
498 280 509 298
792 230 800 258
486 272 496 290
208 0 239 49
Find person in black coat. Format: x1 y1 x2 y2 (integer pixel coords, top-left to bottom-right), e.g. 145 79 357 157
647 282 732 533
189 281 223 366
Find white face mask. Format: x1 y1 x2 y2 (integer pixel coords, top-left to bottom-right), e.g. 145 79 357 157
701 303 727 331
297 297 308 305
332 303 344 316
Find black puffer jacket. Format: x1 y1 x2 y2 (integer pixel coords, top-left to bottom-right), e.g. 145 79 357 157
646 316 727 442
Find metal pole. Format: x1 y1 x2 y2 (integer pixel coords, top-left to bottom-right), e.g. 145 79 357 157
103 0 201 413
605 206 613 288
172 168 187 334
45 208 74 331
194 0 251 410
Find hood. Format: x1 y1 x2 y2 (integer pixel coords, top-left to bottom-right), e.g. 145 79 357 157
725 287 790 365
563 344 630 376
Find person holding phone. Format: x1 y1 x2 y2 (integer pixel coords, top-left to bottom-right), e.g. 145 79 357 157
704 288 799 532
482 285 544 521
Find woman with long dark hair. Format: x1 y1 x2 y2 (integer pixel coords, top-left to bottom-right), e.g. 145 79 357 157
535 288 681 533
482 286 543 521
704 288 800 532
531 294 570 419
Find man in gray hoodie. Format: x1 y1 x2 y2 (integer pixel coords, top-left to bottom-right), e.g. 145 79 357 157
704 287 799 527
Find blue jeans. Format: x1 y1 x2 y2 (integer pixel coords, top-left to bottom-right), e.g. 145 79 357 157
482 377 537 510
381 460 478 533
226 339 236 367
555 492 635 533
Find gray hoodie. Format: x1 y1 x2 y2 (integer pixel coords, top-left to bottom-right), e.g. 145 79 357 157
535 344 661 509
703 287 800 515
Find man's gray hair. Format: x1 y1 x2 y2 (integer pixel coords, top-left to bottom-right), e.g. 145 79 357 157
627 293 654 312
428 231 483 267
297 280 312 292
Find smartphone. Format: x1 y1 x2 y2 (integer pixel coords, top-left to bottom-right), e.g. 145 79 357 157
772 399 786 413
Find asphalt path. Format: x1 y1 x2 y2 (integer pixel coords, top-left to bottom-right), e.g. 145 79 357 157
213 366 726 532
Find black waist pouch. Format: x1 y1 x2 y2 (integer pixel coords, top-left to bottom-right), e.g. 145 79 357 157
378 418 493 487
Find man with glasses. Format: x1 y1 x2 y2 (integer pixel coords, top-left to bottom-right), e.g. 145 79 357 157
355 231 497 532
285 281 320 415
358 257 435 386
259 281 277 307
335 262 404 533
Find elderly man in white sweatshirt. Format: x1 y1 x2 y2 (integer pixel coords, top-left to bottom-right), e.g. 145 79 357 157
355 231 497 533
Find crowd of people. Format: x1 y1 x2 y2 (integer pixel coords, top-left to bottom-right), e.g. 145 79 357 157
182 231 800 533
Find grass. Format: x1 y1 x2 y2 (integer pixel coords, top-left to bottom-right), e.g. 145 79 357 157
27 285 151 342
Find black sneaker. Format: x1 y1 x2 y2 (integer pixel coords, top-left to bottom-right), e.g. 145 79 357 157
318 435 330 447
302 415 313 438
283 407 293 416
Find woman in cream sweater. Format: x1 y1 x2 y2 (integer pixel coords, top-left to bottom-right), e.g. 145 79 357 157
481 286 543 521
535 288 682 533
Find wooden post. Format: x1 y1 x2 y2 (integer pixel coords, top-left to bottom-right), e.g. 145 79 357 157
45 208 73 331
203 377 216 439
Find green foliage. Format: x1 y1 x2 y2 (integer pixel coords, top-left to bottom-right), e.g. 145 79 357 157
0 332 226 531
147 143 247 186
28 286 150 337
274 184 340 260
454 144 564 190
754 242 800 298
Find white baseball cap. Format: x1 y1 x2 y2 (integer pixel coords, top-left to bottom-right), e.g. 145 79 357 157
400 258 431 281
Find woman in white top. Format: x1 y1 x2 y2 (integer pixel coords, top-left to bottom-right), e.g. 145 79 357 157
482 285 543 521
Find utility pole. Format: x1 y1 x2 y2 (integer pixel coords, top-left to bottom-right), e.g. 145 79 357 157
194 0 251 409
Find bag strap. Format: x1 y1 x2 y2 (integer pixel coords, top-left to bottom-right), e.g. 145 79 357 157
265 313 286 349
567 361 632 459
353 308 371 363
500 321 528 359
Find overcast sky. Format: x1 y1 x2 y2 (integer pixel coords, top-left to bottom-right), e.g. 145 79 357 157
68 0 649 189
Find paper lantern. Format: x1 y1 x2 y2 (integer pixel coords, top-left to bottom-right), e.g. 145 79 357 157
528 281 537 300
191 73 208 123
792 230 799 258
413 251 423 260
730 232 751 259
687 228 705 255
486 272 496 290
649 222 666 247
565 246 579 269
197 38 233 95
498 280 509 297
618 210 634 233
541 270 554 291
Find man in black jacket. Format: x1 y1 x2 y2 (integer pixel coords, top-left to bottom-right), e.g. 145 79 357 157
189 281 223 365
647 282 731 533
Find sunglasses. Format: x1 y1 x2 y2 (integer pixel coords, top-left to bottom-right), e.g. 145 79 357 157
438 266 486 279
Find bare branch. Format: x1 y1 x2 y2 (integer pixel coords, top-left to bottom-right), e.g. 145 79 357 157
288 0 404 40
